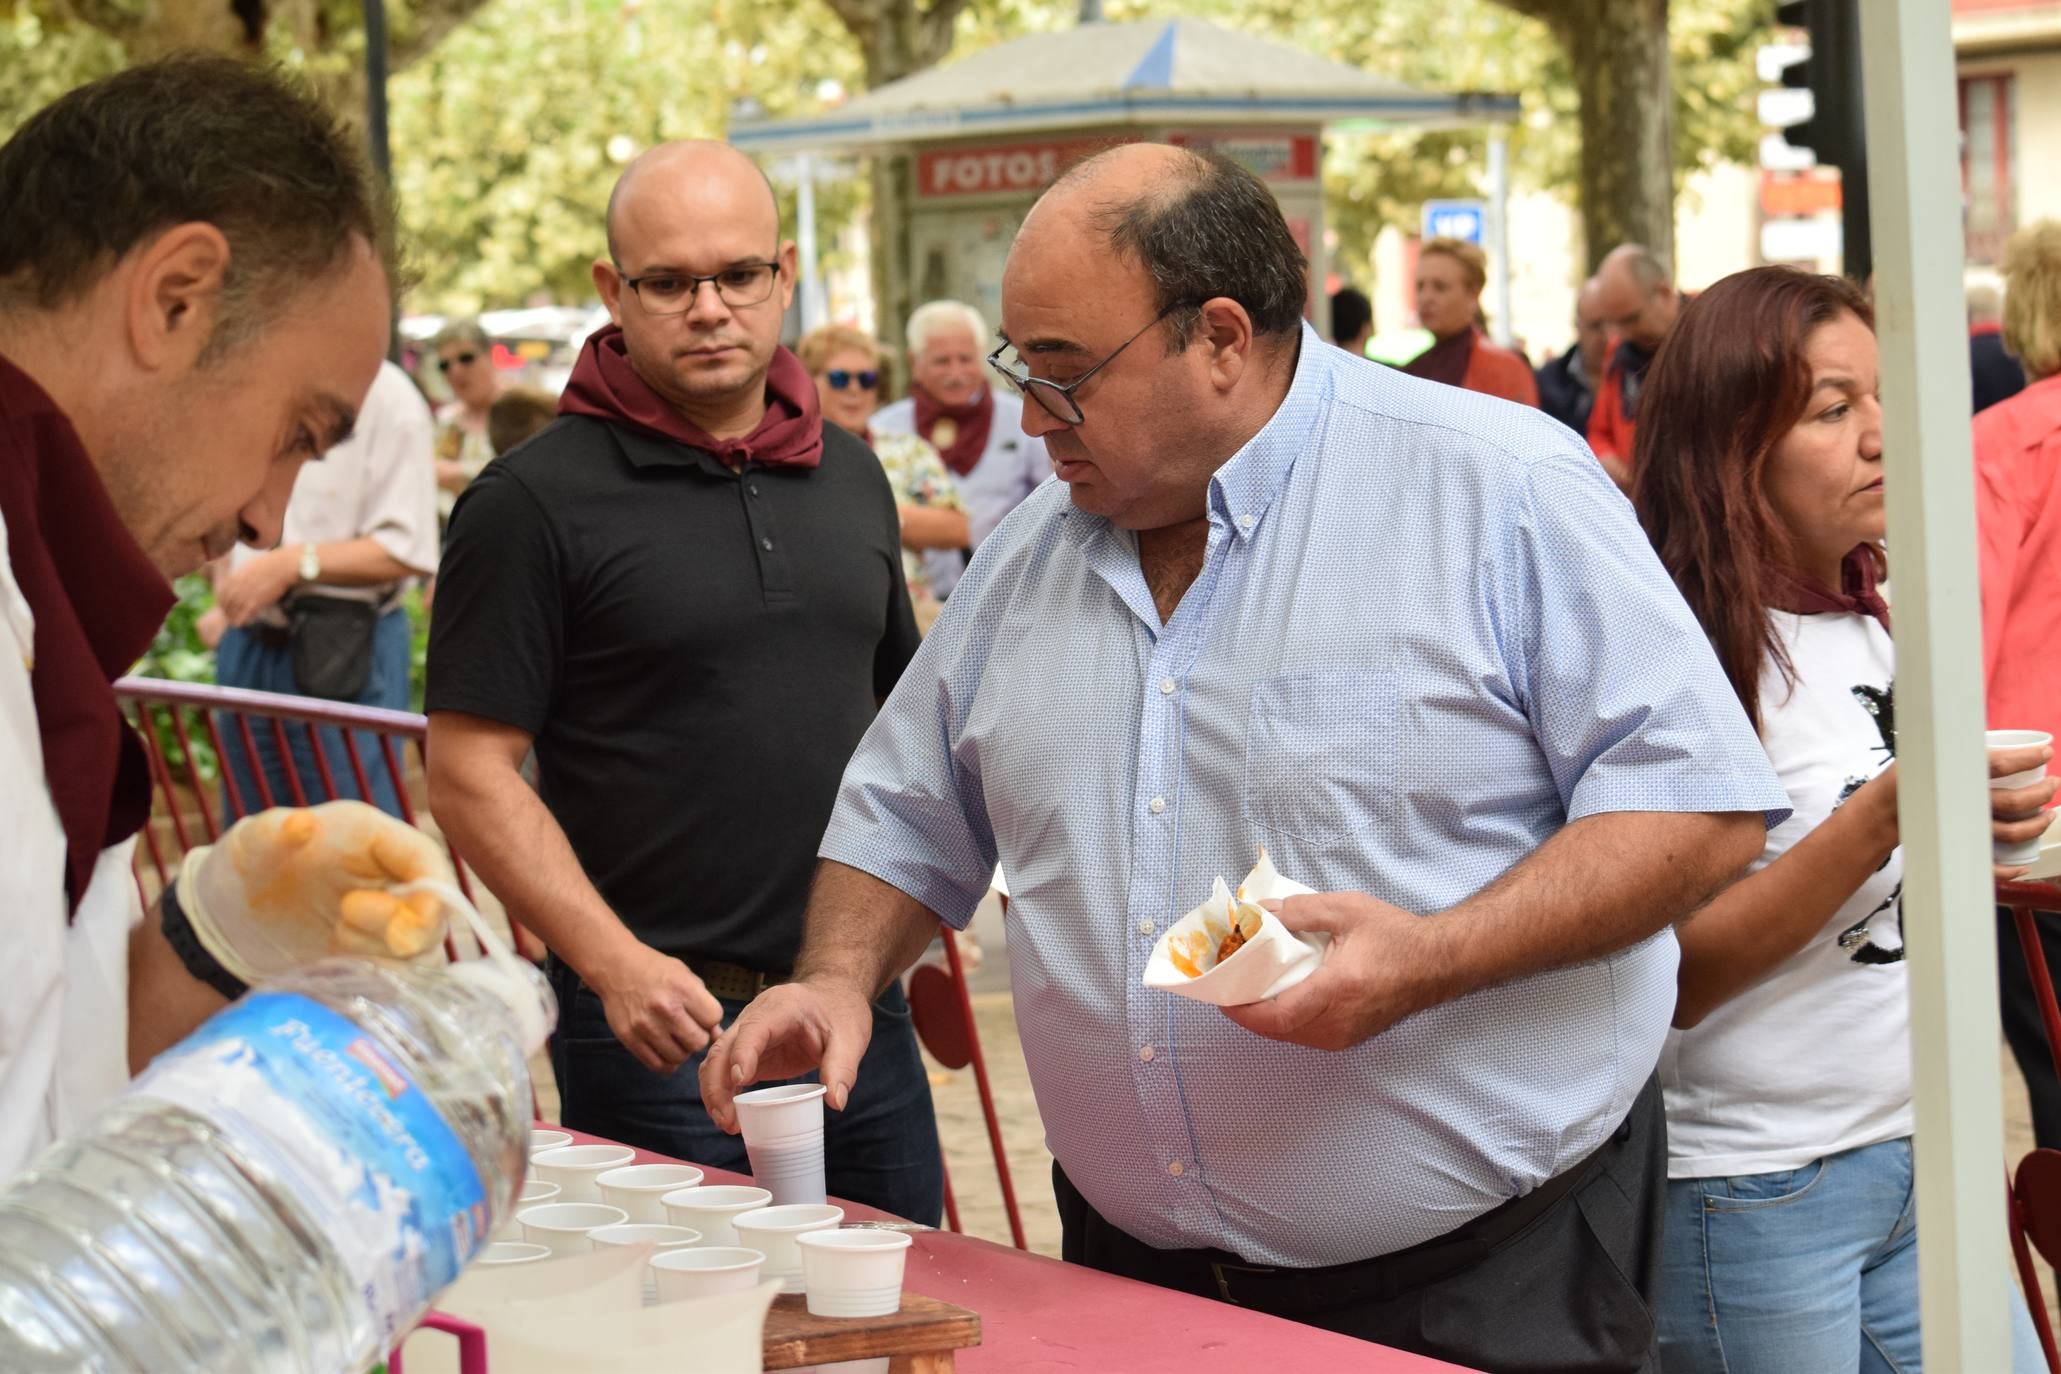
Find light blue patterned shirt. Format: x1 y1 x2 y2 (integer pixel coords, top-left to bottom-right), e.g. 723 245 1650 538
822 323 1788 1267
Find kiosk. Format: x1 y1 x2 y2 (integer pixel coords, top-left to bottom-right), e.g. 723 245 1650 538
729 18 1518 341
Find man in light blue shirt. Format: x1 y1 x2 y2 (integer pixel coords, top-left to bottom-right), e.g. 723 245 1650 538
708 145 1787 1370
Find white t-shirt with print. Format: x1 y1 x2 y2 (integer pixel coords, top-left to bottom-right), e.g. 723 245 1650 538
1660 609 1909 1179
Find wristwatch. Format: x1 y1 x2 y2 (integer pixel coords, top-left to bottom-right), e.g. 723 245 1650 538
297 542 321 584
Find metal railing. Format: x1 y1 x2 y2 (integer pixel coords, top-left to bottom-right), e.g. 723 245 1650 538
114 676 480 935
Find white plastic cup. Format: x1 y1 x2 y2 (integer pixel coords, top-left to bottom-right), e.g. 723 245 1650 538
530 1128 573 1155
660 1185 773 1247
518 1201 629 1256
475 1241 552 1267
493 1178 562 1240
797 1229 912 1318
597 1163 706 1224
734 1083 828 1206
650 1246 766 1302
732 1204 845 1293
531 1144 636 1203
1990 729 2055 865
589 1221 704 1304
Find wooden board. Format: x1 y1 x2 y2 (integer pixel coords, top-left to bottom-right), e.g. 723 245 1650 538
762 1291 980 1370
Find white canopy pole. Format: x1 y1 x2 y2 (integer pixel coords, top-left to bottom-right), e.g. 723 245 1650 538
1862 3 2011 1367
795 154 824 333
1487 125 1512 348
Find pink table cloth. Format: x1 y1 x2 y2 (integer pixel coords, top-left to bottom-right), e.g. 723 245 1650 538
552 1125 1473 1372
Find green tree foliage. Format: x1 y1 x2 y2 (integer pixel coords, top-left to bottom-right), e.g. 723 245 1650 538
4 0 1768 320
387 0 866 314
0 0 500 141
979 0 1771 288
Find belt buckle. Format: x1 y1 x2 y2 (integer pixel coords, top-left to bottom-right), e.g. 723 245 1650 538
1207 1260 1276 1306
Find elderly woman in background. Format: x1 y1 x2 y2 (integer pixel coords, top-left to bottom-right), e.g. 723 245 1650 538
430 317 502 519
1975 220 2061 1159
1401 236 1539 406
798 323 969 620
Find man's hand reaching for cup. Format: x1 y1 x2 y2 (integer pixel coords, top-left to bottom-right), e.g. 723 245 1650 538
1221 891 1449 1052
700 979 877 1133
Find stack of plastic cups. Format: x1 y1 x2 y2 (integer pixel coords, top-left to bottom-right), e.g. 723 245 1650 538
734 1084 828 1205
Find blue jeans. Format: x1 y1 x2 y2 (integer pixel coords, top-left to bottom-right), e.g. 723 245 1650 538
1656 1137 2042 1372
547 963 944 1226
214 609 412 819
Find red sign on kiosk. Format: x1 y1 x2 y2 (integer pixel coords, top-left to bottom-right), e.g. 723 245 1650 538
917 139 1122 198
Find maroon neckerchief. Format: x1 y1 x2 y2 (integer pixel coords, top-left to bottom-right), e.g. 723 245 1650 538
911 382 994 477
1403 329 1476 389
0 353 173 914
1767 547 1892 634
559 325 823 469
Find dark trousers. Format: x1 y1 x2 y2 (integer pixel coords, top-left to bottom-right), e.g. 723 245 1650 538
1056 1076 1667 1373
547 961 945 1226
1999 905 2061 1150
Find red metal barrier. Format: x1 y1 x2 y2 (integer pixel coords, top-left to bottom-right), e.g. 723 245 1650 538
908 917 1029 1250
115 676 482 940
2000 879 2061 1374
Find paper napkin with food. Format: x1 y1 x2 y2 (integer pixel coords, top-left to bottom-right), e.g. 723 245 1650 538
1144 849 1329 1006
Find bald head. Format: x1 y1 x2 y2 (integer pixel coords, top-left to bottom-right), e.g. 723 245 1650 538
1044 142 1207 215
1597 243 1670 295
1015 141 1306 352
1592 243 1679 353
591 138 797 438
606 140 778 267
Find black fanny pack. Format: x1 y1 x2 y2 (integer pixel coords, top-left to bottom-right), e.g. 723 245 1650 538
287 592 380 700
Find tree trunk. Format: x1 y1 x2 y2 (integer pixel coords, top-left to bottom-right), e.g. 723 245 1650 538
868 152 918 350
1498 0 1674 274
823 0 969 350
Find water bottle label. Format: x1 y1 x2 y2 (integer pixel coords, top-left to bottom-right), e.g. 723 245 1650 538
132 991 489 1349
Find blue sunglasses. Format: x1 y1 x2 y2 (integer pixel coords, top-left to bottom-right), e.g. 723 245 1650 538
826 368 879 391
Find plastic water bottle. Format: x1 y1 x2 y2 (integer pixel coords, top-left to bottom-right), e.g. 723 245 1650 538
0 886 554 1374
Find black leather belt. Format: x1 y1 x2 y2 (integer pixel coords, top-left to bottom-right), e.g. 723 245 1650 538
696 959 790 1002
1200 1088 1650 1313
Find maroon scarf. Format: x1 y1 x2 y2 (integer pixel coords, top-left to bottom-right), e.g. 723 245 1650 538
0 354 173 913
559 325 823 469
911 382 994 477
1403 330 1476 389
1767 547 1892 633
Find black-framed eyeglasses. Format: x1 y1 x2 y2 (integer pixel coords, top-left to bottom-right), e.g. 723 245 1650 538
986 299 1197 426
826 368 879 391
619 259 781 315
437 351 479 373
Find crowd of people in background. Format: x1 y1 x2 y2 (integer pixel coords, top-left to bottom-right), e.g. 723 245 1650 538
16 51 2061 1374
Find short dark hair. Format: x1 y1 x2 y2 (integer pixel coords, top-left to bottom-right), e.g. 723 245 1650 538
1072 147 1308 353
487 387 560 456
0 56 396 358
1330 287 1372 346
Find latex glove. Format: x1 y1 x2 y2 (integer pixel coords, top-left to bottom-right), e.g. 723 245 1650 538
177 800 455 987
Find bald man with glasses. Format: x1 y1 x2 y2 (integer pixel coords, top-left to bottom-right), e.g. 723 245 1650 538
425 141 940 1223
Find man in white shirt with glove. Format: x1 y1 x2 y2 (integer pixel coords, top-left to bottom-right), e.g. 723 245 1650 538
0 58 454 1177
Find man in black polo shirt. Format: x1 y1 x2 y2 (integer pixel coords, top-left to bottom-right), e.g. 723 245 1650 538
425 140 940 1222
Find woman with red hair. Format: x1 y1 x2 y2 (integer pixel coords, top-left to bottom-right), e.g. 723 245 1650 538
1633 266 2047 1372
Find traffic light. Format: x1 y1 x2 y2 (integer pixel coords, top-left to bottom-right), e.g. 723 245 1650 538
1775 0 1869 279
